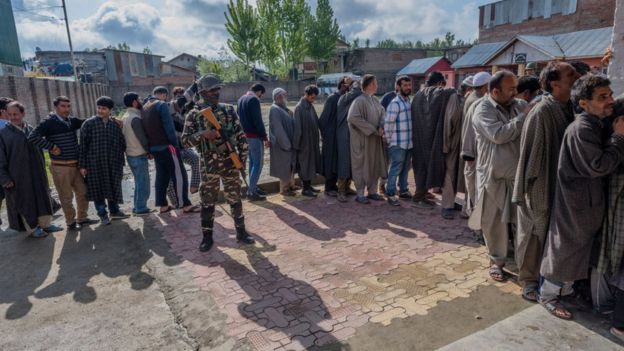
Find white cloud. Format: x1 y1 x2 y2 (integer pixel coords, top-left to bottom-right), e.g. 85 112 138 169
13 0 480 60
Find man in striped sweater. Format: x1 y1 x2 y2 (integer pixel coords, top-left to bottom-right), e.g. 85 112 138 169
28 96 95 230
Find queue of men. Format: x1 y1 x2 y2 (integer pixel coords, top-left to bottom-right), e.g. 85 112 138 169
257 65 622 338
2 64 624 340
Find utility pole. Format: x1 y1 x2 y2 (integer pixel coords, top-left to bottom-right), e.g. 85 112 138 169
61 0 78 81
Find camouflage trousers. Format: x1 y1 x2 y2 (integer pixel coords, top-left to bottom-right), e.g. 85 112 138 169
200 167 244 233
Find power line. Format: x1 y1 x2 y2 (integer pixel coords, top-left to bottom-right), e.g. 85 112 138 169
14 6 64 22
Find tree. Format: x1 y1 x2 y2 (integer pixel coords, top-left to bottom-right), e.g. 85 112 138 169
365 39 370 48
143 47 153 55
257 0 282 75
305 0 341 74
224 0 262 77
117 42 131 51
444 32 455 47
352 38 360 49
278 0 310 79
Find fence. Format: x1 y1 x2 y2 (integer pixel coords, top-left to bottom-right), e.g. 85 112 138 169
0 76 109 125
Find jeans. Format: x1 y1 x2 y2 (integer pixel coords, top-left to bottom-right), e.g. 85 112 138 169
386 146 412 196
127 155 150 213
95 199 120 217
247 138 264 195
152 146 190 208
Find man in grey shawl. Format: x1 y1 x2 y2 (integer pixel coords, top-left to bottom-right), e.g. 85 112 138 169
461 72 491 219
411 71 462 220
335 78 358 203
512 62 579 302
269 88 297 196
293 85 321 197
347 74 388 204
539 75 624 320
595 95 624 341
469 71 529 283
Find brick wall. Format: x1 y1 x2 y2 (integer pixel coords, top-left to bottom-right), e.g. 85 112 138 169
479 0 615 43
346 48 428 92
0 76 109 125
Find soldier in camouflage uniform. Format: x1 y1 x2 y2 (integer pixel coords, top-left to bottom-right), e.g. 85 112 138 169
181 74 255 252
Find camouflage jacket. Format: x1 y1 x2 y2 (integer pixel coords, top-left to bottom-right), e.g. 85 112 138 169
182 102 248 172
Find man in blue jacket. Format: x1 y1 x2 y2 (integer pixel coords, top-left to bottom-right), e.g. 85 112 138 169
237 84 268 201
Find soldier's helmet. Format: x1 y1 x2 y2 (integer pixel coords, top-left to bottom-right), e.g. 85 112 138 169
526 62 537 70
196 74 224 93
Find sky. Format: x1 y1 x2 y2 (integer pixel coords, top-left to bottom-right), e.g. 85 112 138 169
11 0 494 60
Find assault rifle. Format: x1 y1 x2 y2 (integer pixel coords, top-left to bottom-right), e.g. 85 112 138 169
200 107 249 187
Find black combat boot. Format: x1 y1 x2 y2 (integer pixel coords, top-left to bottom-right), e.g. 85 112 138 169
236 226 255 244
232 202 254 244
199 206 215 252
199 230 214 252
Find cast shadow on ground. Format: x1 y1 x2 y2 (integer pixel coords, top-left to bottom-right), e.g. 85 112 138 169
255 195 476 245
205 224 352 351
33 220 155 305
0 229 56 320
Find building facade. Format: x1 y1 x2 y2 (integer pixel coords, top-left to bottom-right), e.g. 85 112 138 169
479 0 615 43
453 0 616 80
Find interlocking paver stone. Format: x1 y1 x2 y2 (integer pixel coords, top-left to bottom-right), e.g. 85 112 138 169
148 183 517 350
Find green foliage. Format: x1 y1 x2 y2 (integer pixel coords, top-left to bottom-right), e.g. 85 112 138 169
143 47 152 55
279 0 310 79
305 0 341 73
367 32 471 56
197 47 250 83
224 0 262 77
352 38 360 49
256 0 282 75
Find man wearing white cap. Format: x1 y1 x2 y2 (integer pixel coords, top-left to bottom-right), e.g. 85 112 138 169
460 75 474 97
268 88 297 196
461 71 491 221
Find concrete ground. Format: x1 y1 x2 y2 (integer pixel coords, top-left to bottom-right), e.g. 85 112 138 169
2 177 623 351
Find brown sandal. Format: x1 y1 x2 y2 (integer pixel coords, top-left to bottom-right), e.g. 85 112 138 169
489 265 506 282
522 290 539 303
541 300 572 320
159 206 173 214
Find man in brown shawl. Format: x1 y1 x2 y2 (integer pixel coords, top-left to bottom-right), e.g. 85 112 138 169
293 85 321 197
469 71 529 282
512 62 579 302
347 74 387 204
540 75 624 320
411 72 462 220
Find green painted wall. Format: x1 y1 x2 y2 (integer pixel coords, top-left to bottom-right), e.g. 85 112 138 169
0 0 22 66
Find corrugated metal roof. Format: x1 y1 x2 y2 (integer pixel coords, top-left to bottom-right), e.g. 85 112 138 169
517 35 563 57
397 56 443 75
0 0 22 67
554 27 612 59
452 42 506 69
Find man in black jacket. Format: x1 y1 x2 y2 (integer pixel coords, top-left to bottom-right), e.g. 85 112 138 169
237 84 268 201
28 96 95 230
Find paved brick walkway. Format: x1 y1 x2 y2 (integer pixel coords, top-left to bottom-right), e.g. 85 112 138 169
149 191 521 351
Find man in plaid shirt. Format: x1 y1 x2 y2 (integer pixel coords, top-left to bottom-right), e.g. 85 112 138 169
383 76 413 206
